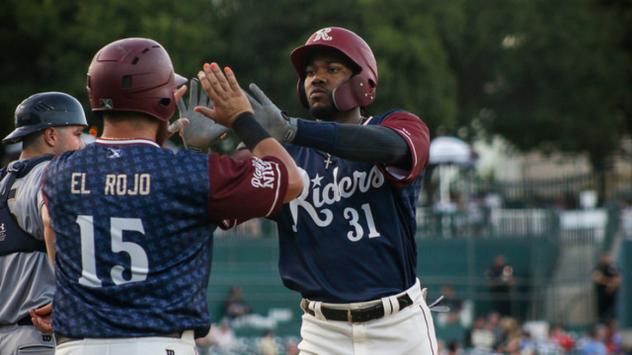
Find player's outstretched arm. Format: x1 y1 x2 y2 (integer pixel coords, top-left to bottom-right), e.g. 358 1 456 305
246 83 298 143
195 63 303 202
247 83 416 169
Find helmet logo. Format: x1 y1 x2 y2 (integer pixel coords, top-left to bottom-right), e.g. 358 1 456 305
313 28 333 42
99 98 113 109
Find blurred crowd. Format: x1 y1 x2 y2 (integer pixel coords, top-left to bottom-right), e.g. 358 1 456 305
195 321 299 355
439 313 623 355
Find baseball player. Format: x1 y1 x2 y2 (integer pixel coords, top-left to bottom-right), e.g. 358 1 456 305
41 37 303 355
0 92 87 355
248 27 436 354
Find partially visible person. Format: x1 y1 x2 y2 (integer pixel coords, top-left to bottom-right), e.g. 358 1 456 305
548 323 575 352
285 339 299 355
441 285 464 325
486 312 504 349
223 286 252 320
592 252 621 322
42 37 303 355
258 330 278 355
486 255 515 316
209 319 237 352
467 316 494 351
577 324 608 355
247 26 434 354
0 92 87 354
444 340 463 355
605 319 624 354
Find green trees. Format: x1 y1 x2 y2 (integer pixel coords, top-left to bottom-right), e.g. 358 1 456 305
1 0 629 169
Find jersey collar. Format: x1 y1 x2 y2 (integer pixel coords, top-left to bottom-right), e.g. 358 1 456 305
96 138 160 148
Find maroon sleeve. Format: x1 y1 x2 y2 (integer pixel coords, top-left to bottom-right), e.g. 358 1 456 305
207 153 288 228
378 111 430 187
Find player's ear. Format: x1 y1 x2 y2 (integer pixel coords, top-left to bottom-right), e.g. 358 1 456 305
42 127 57 148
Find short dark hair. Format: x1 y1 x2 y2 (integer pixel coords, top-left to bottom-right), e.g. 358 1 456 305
103 111 157 125
21 130 45 150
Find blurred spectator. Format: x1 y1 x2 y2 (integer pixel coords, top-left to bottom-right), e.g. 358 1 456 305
484 193 502 211
223 286 252 320
592 253 621 322
258 330 278 355
285 339 299 355
208 319 237 352
467 193 486 235
440 285 464 325
194 326 213 355
464 316 484 349
437 339 445 355
486 312 504 349
486 255 515 316
444 340 463 355
605 319 624 354
548 323 575 352
517 330 537 355
577 324 608 355
469 316 495 351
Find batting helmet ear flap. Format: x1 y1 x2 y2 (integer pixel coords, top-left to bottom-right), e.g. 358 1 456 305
332 75 376 112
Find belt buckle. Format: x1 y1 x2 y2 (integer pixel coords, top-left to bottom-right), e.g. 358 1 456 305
347 309 353 323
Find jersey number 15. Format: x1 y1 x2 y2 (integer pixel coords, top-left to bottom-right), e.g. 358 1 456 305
76 215 148 288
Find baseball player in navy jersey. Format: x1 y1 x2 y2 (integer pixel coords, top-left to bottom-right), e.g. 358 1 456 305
41 37 303 355
247 26 437 354
0 92 87 355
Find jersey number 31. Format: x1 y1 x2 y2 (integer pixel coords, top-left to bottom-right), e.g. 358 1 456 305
76 215 148 288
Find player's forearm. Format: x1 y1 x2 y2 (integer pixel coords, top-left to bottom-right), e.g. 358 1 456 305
251 138 303 202
293 120 411 167
41 205 56 269
232 112 303 202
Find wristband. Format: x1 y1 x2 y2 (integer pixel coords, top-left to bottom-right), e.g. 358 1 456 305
232 112 272 150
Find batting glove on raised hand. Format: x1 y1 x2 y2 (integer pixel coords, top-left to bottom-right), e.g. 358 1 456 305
246 83 298 143
169 78 228 152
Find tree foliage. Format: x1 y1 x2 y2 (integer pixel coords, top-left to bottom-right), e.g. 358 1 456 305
0 0 629 168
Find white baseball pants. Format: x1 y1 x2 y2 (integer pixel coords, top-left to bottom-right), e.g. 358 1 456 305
298 279 438 355
54 330 197 355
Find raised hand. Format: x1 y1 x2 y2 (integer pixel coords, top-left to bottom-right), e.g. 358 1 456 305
195 63 252 128
169 78 228 152
246 83 298 143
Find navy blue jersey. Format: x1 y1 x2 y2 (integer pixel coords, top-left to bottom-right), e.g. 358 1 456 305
42 138 288 338
275 110 429 302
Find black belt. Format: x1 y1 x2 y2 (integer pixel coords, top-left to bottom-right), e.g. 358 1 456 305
16 315 33 326
54 331 187 346
301 293 414 323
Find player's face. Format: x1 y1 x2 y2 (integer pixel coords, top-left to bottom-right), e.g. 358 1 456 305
303 52 353 120
53 126 85 154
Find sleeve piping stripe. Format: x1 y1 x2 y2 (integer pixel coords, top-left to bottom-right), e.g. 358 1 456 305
386 127 417 180
265 162 283 217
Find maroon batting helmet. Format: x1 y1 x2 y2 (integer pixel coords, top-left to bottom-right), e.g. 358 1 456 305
87 37 186 122
290 27 378 111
